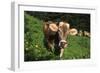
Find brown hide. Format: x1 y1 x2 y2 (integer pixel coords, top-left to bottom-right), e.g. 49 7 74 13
43 21 70 58
43 21 58 50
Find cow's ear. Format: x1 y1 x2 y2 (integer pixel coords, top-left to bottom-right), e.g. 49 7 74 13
49 23 58 32
59 22 64 27
65 23 70 29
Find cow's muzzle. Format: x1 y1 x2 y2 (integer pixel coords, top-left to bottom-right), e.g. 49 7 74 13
59 40 68 48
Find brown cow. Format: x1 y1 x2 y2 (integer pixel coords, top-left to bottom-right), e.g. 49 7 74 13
83 31 90 37
43 21 70 59
69 28 78 36
58 22 70 58
43 21 58 51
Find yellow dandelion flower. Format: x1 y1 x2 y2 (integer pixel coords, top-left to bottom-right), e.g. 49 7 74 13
25 48 28 51
35 45 38 48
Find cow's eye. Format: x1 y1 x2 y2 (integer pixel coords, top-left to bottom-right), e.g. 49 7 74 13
58 30 61 34
58 29 60 32
59 26 62 28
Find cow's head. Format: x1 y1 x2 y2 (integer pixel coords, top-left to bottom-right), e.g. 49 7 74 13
57 22 70 49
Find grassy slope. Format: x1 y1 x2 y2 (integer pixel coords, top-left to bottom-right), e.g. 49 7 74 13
63 35 90 59
24 13 90 61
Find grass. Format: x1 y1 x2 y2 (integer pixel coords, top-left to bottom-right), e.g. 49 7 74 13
63 35 90 59
24 12 90 61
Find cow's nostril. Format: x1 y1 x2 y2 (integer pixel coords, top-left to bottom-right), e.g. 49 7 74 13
59 41 68 48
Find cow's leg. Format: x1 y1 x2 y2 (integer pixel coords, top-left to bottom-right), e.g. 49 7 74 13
60 48 64 59
47 40 54 52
